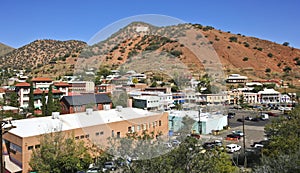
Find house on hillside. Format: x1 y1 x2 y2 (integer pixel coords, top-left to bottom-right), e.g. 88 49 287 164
60 94 112 114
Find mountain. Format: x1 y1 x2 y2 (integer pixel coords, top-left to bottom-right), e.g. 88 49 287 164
0 39 87 77
0 42 14 56
79 22 300 85
1 23 299 86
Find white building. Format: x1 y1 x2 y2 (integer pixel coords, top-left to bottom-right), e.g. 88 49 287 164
226 74 248 83
258 88 280 106
133 95 160 110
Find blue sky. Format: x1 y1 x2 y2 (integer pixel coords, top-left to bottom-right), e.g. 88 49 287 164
1 0 299 48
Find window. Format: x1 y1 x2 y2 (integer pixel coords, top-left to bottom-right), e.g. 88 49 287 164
159 120 162 126
128 126 132 133
28 146 34 150
137 125 140 131
131 126 135 132
35 145 40 149
75 136 79 140
117 132 121 138
112 130 115 137
143 123 147 130
100 131 104 135
80 135 84 139
85 134 90 138
95 132 100 136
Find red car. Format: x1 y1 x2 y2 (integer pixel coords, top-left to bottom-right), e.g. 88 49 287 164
267 112 278 117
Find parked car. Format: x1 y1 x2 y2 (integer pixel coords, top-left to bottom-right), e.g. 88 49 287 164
251 117 260 122
226 144 241 153
172 140 181 146
87 167 101 173
250 140 268 148
237 118 244 122
103 161 117 171
260 113 269 121
267 112 277 117
245 116 253 121
190 133 201 139
232 130 244 137
226 134 241 140
228 112 235 119
203 140 223 150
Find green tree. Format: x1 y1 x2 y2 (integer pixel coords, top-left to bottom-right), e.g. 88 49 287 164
41 91 46 116
253 106 300 172
9 92 19 107
28 81 35 114
29 132 92 173
46 85 54 116
132 78 138 84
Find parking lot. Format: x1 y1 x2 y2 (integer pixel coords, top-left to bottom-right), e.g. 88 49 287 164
202 108 284 148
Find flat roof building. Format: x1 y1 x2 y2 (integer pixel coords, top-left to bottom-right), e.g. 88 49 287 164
3 108 168 173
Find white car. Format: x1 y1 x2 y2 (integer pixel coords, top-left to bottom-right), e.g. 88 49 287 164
226 144 241 153
232 130 244 137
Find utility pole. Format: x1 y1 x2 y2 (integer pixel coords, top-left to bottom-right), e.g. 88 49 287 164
198 108 202 134
242 113 247 168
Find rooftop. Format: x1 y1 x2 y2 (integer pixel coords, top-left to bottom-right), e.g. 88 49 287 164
31 77 53 82
7 107 161 138
15 82 30 87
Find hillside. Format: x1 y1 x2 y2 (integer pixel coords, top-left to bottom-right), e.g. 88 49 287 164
0 39 87 78
78 23 300 85
0 42 14 56
1 23 299 85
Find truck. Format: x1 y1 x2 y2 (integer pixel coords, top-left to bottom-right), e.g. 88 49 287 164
260 113 269 120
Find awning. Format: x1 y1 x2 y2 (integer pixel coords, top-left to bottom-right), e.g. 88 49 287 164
4 155 22 173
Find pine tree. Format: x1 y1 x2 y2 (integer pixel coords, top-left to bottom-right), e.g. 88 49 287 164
46 85 54 116
41 91 46 116
28 81 35 114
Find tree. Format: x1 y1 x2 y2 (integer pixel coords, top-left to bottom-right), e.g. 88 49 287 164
28 81 35 114
252 106 300 172
9 92 19 107
41 91 46 116
29 132 92 173
132 78 138 84
46 85 54 116
107 134 237 173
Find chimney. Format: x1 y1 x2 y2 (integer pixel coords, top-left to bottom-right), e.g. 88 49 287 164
86 108 93 115
116 106 123 112
52 112 60 119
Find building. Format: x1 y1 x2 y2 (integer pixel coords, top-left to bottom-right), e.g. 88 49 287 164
53 81 69 96
31 77 53 89
132 95 160 110
95 84 115 93
226 74 248 83
196 93 229 105
258 88 280 106
68 81 95 93
60 94 112 114
243 92 259 104
168 110 227 135
15 82 31 109
3 108 169 173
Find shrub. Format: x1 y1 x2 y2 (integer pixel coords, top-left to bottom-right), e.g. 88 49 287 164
229 36 238 42
117 57 123 60
227 46 231 49
265 68 271 73
267 53 273 58
170 50 182 57
293 57 299 61
283 66 292 73
243 42 250 47
243 57 249 61
277 63 281 67
257 47 263 51
282 42 289 46
296 60 300 65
